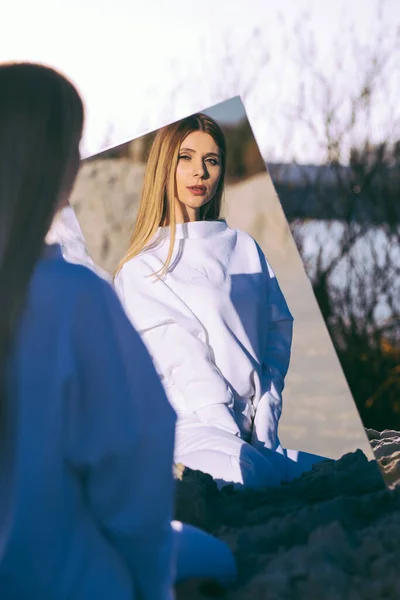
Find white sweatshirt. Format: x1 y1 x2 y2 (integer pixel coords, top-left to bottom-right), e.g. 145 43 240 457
0 244 176 600
114 219 293 451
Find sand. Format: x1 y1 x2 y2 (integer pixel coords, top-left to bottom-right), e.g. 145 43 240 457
174 429 400 599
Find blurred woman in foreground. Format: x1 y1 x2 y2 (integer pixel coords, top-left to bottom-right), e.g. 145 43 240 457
0 62 235 600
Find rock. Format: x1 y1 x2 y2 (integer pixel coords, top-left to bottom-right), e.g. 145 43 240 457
174 463 219 531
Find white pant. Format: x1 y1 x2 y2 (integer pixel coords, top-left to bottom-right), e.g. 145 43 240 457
175 416 328 490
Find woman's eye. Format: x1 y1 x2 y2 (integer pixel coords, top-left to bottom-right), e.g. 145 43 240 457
207 158 219 166
179 154 191 160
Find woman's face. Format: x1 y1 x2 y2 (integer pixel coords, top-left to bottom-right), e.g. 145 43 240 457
174 130 222 222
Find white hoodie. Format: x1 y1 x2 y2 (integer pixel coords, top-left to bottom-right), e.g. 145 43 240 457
114 219 293 452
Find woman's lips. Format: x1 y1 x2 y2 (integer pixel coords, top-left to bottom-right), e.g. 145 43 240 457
187 186 207 196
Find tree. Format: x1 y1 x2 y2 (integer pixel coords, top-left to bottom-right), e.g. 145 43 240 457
277 1 400 428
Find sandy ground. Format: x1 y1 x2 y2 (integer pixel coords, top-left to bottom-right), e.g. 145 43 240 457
65 158 373 461
174 429 400 599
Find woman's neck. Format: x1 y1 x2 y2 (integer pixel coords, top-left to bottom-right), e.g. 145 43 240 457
164 214 203 226
175 201 202 223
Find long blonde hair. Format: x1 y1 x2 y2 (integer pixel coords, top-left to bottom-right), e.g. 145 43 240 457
113 113 226 279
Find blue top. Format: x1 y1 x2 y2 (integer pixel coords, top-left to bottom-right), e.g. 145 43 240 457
0 244 177 600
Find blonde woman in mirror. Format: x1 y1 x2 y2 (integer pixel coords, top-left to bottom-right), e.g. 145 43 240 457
114 113 330 490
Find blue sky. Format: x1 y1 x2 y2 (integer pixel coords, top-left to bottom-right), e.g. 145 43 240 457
204 97 246 125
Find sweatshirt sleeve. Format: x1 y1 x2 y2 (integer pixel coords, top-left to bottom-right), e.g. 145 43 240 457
251 253 294 452
65 272 176 600
114 260 240 437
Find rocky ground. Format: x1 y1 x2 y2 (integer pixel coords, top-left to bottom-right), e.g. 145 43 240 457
174 429 400 599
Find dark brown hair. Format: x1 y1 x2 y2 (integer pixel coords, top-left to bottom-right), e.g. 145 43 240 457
0 62 84 414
